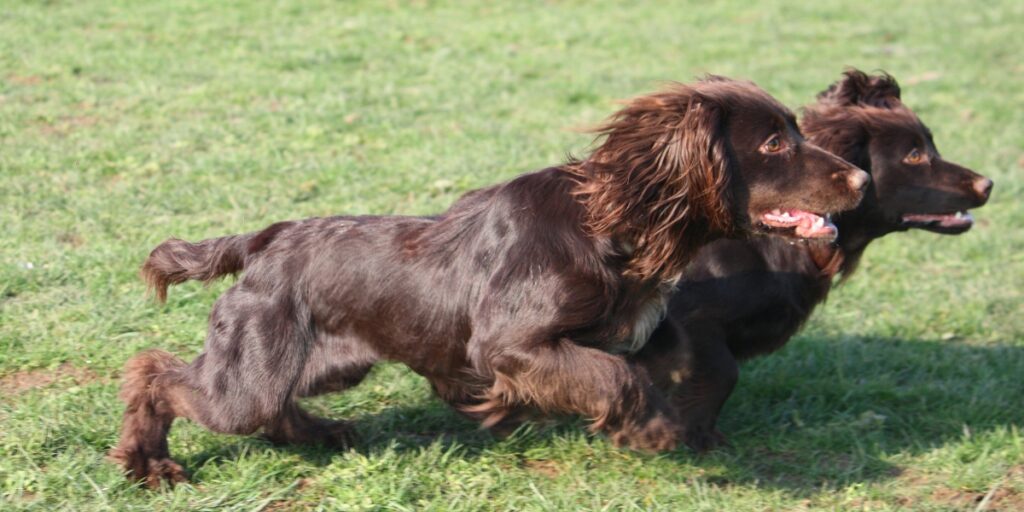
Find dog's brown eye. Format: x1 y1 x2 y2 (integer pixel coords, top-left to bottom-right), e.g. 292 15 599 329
904 148 926 165
761 135 784 154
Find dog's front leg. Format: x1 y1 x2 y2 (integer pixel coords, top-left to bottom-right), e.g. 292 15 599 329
465 336 682 452
636 318 737 452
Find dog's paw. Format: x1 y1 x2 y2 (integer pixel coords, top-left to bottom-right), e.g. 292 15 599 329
143 457 189 488
606 411 681 453
682 425 729 453
320 420 358 449
109 447 188 489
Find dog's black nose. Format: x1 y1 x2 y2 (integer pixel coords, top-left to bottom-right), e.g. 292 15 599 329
973 177 993 201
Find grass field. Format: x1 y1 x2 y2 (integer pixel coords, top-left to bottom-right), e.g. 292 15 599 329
2 0 1023 510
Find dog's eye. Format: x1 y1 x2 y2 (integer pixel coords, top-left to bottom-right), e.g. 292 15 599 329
904 148 926 165
761 135 785 154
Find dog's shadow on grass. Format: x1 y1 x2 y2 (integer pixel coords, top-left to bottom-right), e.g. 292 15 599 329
676 335 1024 491
181 398 584 477
182 336 1024 493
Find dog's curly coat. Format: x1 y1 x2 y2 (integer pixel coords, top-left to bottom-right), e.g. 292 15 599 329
110 77 868 487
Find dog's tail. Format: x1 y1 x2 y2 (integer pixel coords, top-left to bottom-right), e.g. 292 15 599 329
141 221 293 302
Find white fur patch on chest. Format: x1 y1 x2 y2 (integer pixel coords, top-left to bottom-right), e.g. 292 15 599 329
625 277 679 354
626 295 668 353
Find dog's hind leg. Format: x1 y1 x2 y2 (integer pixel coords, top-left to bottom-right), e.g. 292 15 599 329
108 349 192 488
261 402 359 448
110 285 312 487
262 334 378 447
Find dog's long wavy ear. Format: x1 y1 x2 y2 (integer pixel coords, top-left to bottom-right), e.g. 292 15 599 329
803 69 897 168
666 93 733 234
574 84 732 281
817 69 902 108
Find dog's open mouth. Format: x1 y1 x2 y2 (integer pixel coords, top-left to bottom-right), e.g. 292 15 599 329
759 209 837 240
901 210 974 234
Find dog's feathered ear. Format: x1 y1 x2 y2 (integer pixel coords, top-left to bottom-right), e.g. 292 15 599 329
817 69 901 108
803 70 888 169
573 85 732 280
662 95 732 232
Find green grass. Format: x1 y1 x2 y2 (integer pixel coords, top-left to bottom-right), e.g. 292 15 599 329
2 0 1022 509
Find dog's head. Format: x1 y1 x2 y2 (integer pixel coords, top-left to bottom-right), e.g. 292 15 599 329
803 69 993 235
704 78 870 241
575 77 868 279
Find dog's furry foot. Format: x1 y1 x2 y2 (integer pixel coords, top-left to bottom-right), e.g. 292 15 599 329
682 425 729 453
606 411 681 453
320 420 358 449
263 417 358 449
109 447 188 489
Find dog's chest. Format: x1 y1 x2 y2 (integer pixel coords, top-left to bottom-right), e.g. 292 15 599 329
611 280 676 354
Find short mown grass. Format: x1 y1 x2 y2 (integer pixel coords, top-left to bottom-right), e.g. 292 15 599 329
1 1 1022 510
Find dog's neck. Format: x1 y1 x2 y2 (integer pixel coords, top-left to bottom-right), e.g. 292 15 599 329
617 218 722 283
803 207 897 281
807 140 896 279
830 203 902 279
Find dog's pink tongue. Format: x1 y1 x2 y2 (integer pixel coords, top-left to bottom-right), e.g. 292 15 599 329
793 211 837 239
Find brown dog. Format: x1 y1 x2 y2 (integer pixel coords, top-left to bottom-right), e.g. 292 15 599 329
635 70 993 451
110 77 867 487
